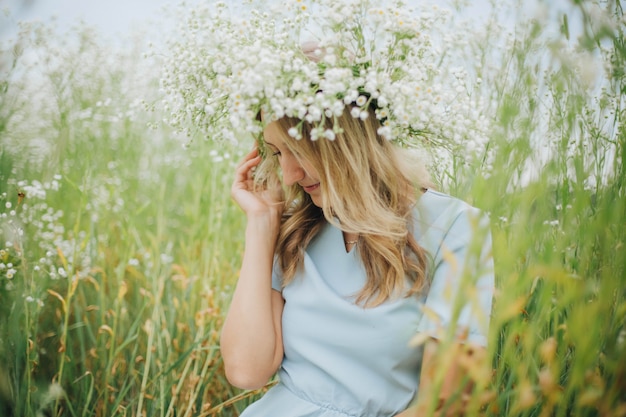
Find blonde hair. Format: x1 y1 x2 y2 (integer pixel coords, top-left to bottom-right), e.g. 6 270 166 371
257 110 433 306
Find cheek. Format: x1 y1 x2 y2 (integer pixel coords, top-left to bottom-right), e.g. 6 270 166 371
302 162 320 180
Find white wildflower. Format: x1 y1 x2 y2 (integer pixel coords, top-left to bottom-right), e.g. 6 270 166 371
288 127 300 138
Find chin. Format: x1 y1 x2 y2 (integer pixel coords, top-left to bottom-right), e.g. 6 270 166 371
311 196 323 208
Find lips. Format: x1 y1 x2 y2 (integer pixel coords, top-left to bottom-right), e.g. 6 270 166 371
302 183 320 193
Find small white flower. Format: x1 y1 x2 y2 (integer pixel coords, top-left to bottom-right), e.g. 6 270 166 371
377 126 392 139
288 127 299 138
543 220 559 227
5 202 11 209
58 267 67 278
356 95 367 107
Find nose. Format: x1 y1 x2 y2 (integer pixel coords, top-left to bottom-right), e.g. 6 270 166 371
280 153 305 186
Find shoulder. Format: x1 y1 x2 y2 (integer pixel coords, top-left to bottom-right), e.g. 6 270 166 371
413 189 489 250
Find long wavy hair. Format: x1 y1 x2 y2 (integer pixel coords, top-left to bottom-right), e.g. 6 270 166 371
256 110 433 307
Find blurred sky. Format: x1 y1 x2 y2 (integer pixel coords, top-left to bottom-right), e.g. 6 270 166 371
1 0 527 39
1 0 580 45
1 0 185 39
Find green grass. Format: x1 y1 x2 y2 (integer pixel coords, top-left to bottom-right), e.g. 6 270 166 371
0 1 625 416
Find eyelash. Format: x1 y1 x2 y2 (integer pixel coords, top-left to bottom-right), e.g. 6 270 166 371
272 151 281 157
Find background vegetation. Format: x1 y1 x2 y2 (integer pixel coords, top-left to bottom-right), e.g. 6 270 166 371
0 0 624 416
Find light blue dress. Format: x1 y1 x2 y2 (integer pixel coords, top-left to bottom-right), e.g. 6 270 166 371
240 190 494 417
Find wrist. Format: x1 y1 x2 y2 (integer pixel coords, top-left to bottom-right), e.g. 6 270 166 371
245 213 281 243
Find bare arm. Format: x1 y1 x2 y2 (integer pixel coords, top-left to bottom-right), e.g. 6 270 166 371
396 338 483 417
220 148 285 390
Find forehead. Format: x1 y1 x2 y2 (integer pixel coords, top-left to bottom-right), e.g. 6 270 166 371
262 120 289 147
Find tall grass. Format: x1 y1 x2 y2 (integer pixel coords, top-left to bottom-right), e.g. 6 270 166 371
0 1 624 416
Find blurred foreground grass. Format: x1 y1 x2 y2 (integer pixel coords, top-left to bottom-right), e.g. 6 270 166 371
0 1 625 416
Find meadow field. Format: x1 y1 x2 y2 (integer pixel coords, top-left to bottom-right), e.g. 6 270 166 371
0 1 624 416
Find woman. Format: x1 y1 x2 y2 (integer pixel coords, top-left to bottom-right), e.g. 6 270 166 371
220 107 494 416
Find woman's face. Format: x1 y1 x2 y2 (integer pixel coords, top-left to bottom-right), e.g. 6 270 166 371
263 121 323 207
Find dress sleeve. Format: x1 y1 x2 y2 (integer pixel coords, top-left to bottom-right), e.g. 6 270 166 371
415 205 494 346
271 256 283 292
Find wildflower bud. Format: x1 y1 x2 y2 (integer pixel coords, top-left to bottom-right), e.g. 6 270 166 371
517 381 536 410
288 127 299 138
538 367 558 395
324 129 336 140
539 337 557 364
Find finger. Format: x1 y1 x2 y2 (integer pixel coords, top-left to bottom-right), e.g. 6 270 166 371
233 155 261 185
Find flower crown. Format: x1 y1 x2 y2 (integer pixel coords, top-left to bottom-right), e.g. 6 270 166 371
161 0 488 151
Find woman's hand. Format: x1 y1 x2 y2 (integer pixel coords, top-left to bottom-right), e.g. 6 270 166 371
231 147 283 221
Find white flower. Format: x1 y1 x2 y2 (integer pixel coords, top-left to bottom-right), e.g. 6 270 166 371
288 127 300 138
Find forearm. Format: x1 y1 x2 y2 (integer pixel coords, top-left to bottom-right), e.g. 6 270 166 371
220 216 283 389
